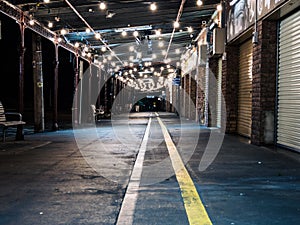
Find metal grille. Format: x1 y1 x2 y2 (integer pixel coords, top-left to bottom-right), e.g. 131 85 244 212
238 40 253 137
277 10 300 152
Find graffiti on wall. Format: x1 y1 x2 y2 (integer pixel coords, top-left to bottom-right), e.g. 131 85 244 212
227 0 286 42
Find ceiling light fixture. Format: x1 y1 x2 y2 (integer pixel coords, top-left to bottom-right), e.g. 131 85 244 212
106 10 116 18
44 0 50 3
165 0 186 60
64 0 123 65
187 26 193 33
217 4 222 11
121 30 127 37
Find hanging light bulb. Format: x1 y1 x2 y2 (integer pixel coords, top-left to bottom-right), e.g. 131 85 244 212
85 28 91 33
95 33 101 39
217 4 222 11
173 21 180 28
60 28 68 35
29 19 35 25
187 26 193 33
121 30 127 37
133 30 139 37
74 42 80 48
150 3 157 11
155 29 161 36
196 0 203 6
44 0 50 3
48 21 53 28
99 2 106 10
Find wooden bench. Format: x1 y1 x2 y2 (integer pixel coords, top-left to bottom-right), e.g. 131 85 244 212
0 101 26 142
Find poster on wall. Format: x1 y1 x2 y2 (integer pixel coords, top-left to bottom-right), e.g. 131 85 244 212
227 0 287 42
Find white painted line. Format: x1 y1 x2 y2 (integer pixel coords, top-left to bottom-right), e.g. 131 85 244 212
116 115 152 225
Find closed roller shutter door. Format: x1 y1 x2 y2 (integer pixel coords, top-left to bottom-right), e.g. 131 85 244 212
277 10 300 152
217 58 222 128
238 40 253 137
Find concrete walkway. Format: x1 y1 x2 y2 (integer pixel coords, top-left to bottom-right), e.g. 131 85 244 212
0 112 299 225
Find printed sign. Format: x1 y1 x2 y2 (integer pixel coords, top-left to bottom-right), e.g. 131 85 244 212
227 0 287 42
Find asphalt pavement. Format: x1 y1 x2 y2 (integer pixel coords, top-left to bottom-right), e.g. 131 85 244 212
0 112 299 225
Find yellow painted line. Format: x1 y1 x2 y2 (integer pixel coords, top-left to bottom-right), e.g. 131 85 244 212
156 114 213 225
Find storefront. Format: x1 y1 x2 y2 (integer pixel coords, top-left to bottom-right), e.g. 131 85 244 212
277 9 300 152
238 39 253 137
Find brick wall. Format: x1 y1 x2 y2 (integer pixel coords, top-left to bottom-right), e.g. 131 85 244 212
251 20 277 145
208 57 219 127
222 45 239 133
196 66 206 124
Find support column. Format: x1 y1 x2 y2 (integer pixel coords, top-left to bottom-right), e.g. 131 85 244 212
73 52 79 126
196 65 205 124
88 61 92 123
222 45 239 133
16 14 25 140
32 33 45 132
52 42 59 131
251 20 277 145
97 67 101 108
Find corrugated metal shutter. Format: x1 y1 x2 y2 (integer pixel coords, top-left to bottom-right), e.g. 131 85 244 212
238 40 253 137
217 58 222 128
277 10 300 152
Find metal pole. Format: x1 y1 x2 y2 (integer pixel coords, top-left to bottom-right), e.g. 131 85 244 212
32 33 45 132
16 13 25 140
52 42 59 131
73 52 79 126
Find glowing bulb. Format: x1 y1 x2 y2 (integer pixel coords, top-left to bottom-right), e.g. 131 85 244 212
155 30 161 36
133 30 139 37
85 28 91 33
44 0 50 3
99 2 106 10
217 4 222 11
129 46 135 52
174 21 180 28
158 41 164 48
29 19 34 25
150 3 157 11
196 0 203 6
48 21 53 28
187 27 193 33
95 33 101 39
74 42 80 48
121 30 127 37
60 28 68 35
